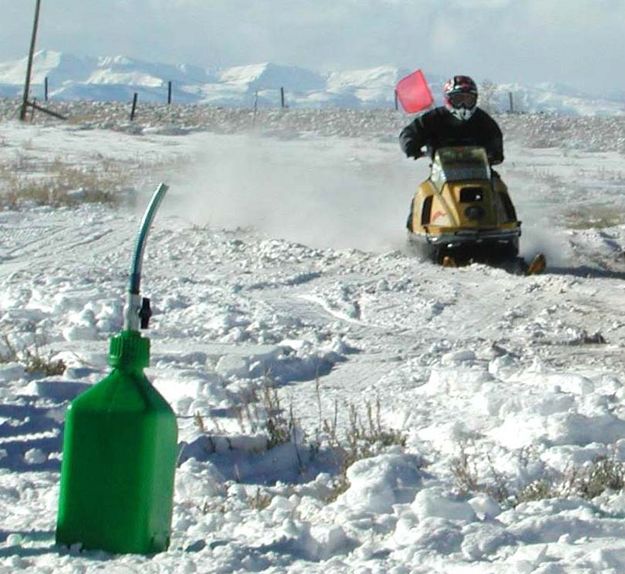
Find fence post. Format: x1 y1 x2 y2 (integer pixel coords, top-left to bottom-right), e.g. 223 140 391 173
394 89 398 111
44 76 48 101
130 92 138 121
252 90 259 127
280 87 285 108
20 0 42 121
167 81 172 105
508 92 514 114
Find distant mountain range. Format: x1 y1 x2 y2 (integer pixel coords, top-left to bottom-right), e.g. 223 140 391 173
0 50 623 116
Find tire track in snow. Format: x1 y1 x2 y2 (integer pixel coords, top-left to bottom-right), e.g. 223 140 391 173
0 211 135 279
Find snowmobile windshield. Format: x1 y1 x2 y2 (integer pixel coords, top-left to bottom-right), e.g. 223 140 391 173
431 147 491 187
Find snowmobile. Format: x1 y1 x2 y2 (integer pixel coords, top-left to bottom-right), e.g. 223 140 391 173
406 146 545 274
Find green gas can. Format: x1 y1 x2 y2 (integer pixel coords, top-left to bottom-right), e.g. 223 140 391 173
56 330 177 554
56 183 177 554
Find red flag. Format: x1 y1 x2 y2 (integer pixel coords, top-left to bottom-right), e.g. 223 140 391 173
395 69 434 113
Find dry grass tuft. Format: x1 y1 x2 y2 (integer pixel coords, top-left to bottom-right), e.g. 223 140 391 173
0 158 133 209
0 334 66 376
320 397 407 501
451 444 625 507
564 204 625 229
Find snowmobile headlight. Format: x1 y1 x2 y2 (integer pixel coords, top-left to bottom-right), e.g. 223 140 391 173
464 206 485 221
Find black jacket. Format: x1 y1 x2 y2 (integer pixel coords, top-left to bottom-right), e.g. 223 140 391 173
399 106 504 165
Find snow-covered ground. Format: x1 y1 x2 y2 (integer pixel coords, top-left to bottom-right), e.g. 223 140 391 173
3 105 625 572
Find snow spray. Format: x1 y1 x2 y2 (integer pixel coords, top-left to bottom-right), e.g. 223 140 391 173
56 183 178 554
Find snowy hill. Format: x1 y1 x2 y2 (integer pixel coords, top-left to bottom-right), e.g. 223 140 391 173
0 49 623 115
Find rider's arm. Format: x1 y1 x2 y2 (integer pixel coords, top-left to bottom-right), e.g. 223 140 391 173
399 118 426 159
488 139 504 165
482 113 504 165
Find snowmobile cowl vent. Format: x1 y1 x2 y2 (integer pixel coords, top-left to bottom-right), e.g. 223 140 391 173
459 187 484 202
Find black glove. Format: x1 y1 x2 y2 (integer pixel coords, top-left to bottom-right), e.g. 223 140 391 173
406 145 422 160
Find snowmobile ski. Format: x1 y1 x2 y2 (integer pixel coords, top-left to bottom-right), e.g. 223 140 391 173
526 253 546 276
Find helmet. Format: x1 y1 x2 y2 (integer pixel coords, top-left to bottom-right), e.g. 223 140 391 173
443 75 478 121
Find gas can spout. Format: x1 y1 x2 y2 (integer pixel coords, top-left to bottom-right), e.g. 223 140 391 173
124 183 168 331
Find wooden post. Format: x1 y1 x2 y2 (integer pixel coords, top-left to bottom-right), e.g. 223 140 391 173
252 90 259 127
20 0 42 121
28 99 66 120
167 81 172 105
44 76 48 101
280 87 285 108
394 89 399 111
508 92 514 114
130 92 138 121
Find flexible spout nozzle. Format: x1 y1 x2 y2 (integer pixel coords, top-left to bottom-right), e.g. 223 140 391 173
124 183 169 332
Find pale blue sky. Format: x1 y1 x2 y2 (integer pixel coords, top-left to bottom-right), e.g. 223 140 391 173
1 0 623 93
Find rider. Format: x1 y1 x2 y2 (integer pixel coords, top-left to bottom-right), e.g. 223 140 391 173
400 75 504 231
399 75 503 165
